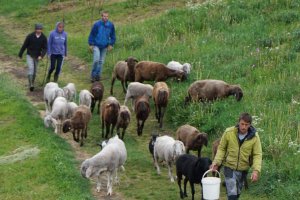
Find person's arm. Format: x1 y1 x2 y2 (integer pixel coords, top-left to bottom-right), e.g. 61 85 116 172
251 134 262 182
212 132 228 167
109 23 116 46
47 32 52 56
88 23 98 46
64 33 67 57
18 34 30 58
41 35 48 58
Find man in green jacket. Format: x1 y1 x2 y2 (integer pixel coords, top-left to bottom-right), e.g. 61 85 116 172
211 113 262 200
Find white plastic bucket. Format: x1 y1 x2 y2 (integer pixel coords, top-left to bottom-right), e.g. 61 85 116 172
201 169 221 200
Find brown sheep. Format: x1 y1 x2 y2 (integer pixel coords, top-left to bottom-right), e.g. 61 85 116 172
176 124 208 157
62 105 92 146
110 57 138 95
185 79 243 105
135 95 150 136
116 105 131 140
152 82 170 128
101 96 120 139
134 61 185 82
90 81 104 114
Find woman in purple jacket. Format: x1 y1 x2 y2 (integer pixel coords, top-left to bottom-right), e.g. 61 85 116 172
46 22 67 82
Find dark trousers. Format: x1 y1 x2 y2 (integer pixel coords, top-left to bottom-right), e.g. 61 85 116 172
49 54 64 76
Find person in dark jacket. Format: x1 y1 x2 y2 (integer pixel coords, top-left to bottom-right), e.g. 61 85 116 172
46 22 67 83
18 23 47 91
88 10 116 82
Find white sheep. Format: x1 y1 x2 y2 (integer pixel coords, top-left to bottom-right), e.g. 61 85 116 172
124 82 153 110
63 83 76 102
167 61 192 75
44 82 65 113
80 135 127 196
44 96 68 134
66 102 78 119
153 135 185 182
79 89 94 108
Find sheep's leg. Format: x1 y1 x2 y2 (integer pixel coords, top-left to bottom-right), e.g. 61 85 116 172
121 128 126 140
183 177 188 197
177 173 184 199
154 103 158 121
96 175 101 192
154 154 161 175
114 169 119 185
136 120 140 136
140 120 145 136
97 100 100 114
110 124 115 138
121 80 126 94
110 77 116 95
198 146 202 157
190 182 195 200
91 99 95 113
101 117 105 138
80 129 84 146
84 125 88 138
167 161 174 182
75 129 80 142
116 126 120 138
105 123 110 139
107 171 113 196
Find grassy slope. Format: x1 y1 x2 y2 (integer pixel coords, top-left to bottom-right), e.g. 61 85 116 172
1 0 300 199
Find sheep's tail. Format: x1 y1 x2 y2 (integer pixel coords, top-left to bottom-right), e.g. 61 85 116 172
157 90 168 107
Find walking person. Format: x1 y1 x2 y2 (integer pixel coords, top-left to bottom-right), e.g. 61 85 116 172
18 23 47 91
46 21 67 83
210 113 262 200
88 10 116 82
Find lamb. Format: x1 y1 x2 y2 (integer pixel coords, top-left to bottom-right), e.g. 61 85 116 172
90 81 104 114
124 82 153 110
153 82 170 128
176 154 212 200
134 61 185 82
110 57 139 95
153 135 185 182
167 61 192 80
185 79 243 105
134 95 150 136
44 96 68 134
44 82 65 112
116 105 131 140
62 105 92 146
63 83 76 102
176 124 208 157
80 135 127 196
101 96 120 139
66 102 78 119
79 89 94 108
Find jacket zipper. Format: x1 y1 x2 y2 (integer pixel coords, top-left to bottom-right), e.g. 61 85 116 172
236 144 241 170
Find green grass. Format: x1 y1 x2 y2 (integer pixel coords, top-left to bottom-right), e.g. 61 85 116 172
0 0 300 199
0 74 94 200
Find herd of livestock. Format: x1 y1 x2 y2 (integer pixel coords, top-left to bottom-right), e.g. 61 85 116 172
42 57 244 199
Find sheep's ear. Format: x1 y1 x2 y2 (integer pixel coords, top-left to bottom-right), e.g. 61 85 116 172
86 166 93 178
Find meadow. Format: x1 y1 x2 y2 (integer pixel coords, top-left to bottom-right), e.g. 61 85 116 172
0 0 300 199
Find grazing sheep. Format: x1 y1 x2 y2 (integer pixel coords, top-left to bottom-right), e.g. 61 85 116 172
80 135 127 196
149 133 159 161
153 82 170 128
176 154 212 200
124 82 153 110
44 82 65 112
176 124 208 157
66 102 78 119
134 61 185 82
90 81 104 114
63 83 76 102
62 105 92 146
110 57 139 95
134 95 150 136
101 96 120 139
44 96 68 134
185 79 243 104
116 105 131 140
167 61 192 80
153 135 185 182
79 89 94 108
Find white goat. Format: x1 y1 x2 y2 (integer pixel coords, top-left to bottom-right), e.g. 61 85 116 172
63 83 76 102
124 82 153 110
79 89 94 108
44 82 65 113
153 135 185 182
167 61 192 74
44 96 68 134
80 135 127 196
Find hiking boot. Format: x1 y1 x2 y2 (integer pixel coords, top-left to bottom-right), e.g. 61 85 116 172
28 75 34 92
46 73 51 83
54 74 59 82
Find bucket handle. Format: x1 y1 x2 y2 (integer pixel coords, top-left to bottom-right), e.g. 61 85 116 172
202 169 220 179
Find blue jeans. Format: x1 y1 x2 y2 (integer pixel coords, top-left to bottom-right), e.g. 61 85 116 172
91 46 107 79
49 54 64 76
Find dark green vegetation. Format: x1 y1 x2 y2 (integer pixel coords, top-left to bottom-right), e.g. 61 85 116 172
1 0 300 199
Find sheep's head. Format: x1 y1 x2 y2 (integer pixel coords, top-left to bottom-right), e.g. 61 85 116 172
80 159 93 178
182 63 191 74
62 119 72 133
193 132 208 148
231 86 243 101
125 57 138 70
106 102 120 115
98 140 108 150
173 141 185 161
56 88 65 98
44 115 57 129
175 70 185 81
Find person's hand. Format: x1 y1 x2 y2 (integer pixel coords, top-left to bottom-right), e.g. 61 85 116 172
209 164 219 172
89 45 94 53
251 170 259 182
38 56 42 60
107 45 113 52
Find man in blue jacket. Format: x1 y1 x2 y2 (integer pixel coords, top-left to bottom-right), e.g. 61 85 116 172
88 11 116 82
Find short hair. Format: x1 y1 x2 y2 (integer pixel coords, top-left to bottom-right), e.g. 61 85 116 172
101 10 109 16
238 112 252 124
